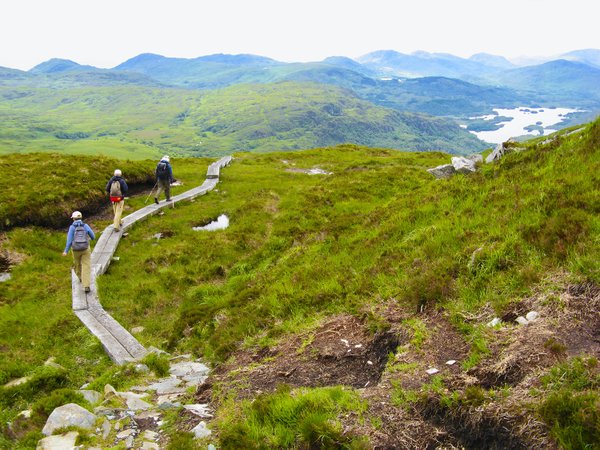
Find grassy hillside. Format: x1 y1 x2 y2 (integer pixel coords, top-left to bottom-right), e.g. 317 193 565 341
0 82 486 158
0 120 598 448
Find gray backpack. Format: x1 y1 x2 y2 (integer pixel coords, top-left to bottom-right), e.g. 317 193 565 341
110 179 122 197
72 224 89 251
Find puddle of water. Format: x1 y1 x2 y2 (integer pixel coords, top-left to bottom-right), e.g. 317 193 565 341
193 215 229 231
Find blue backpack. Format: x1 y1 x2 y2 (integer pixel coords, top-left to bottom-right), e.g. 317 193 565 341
72 224 89 251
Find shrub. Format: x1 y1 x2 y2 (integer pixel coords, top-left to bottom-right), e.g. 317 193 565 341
142 353 170 377
0 366 69 406
32 388 87 417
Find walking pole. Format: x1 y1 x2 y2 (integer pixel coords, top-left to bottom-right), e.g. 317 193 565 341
144 181 158 204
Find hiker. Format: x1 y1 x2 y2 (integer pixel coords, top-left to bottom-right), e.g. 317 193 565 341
62 211 95 293
154 155 173 204
106 169 128 232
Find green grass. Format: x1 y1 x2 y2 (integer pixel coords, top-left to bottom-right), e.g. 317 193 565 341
0 119 598 448
215 385 367 449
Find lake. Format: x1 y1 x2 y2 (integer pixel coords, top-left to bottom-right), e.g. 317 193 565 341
469 107 581 144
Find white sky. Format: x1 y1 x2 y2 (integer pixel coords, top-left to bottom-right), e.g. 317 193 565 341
1 0 598 70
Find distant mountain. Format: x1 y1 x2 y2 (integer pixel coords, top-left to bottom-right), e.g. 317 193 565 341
469 53 515 69
560 49 600 68
490 59 600 104
320 56 378 76
357 50 502 80
29 58 99 74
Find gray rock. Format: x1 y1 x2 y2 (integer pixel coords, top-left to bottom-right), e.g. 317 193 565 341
451 156 477 174
191 421 212 439
42 403 97 436
158 401 181 410
183 404 212 418
487 318 501 327
170 361 210 378
0 273 11 282
4 376 31 388
78 389 102 405
147 377 184 395
208 444 217 450
134 364 150 374
131 326 145 334
486 142 505 163
526 311 539 322
143 430 159 441
117 428 136 439
18 409 32 419
516 316 529 325
123 395 152 411
467 154 484 163
101 418 111 440
36 431 79 449
141 442 160 450
427 164 456 179
125 435 135 448
104 384 118 398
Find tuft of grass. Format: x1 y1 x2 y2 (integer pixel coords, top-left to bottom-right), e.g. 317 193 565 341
142 352 170 377
215 385 367 449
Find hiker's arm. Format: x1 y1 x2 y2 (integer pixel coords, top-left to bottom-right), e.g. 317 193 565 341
121 179 129 195
169 164 174 182
63 226 74 254
85 225 96 241
105 177 112 193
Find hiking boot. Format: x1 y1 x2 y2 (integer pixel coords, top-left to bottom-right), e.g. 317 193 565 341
114 228 120 233
166 197 171 202
84 287 90 293
154 197 159 205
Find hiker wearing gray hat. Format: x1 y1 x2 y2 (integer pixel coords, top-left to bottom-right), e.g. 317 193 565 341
154 155 173 204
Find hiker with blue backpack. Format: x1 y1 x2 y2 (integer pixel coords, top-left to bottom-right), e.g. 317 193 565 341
106 169 128 232
62 211 95 293
154 155 173 204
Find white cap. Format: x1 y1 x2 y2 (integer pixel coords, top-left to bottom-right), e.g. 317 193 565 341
71 211 82 219
162 155 170 162
114 169 122 176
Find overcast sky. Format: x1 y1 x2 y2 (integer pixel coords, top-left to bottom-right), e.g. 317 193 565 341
1 0 598 70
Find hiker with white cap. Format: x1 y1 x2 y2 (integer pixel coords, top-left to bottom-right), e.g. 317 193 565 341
62 211 95 293
154 155 174 204
105 169 129 232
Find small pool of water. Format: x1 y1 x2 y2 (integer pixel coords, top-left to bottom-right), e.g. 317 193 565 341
193 214 229 231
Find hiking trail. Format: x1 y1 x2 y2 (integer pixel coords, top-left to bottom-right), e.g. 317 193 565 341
71 156 232 364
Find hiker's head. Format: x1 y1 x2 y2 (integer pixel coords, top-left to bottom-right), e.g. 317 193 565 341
162 155 170 162
71 211 82 220
114 169 122 177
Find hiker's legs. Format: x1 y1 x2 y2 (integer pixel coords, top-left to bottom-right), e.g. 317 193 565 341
165 182 171 201
155 180 165 200
72 250 82 282
80 247 91 289
155 179 170 201
113 200 124 230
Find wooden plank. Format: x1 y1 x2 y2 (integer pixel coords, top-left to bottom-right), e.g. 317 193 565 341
88 306 147 359
71 271 88 310
74 310 135 364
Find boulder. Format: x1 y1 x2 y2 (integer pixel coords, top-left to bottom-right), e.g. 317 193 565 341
191 421 212 439
36 431 78 449
42 403 97 436
427 164 456 179
467 154 484 163
451 156 477 174
4 376 32 388
486 142 505 163
77 389 102 405
526 311 539 322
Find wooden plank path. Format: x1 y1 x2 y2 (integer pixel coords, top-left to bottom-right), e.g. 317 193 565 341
72 156 232 364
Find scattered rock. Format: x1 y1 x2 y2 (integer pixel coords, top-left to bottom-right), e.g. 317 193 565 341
526 311 539 322
141 442 160 450
183 404 212 418
131 326 145 334
427 163 456 179
487 317 502 327
104 384 118 398
18 409 32 419
191 421 212 439
125 435 135 448
451 156 477 174
134 364 150 373
515 316 529 325
36 431 79 450
101 418 111 439
143 430 159 441
42 403 97 436
120 392 152 411
0 273 11 282
486 139 517 163
468 154 484 163
446 360 457 366
158 401 181 410
147 377 184 395
426 368 439 375
4 376 31 388
117 428 136 439
78 389 102 405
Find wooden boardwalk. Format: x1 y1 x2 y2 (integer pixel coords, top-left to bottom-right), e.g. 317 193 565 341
72 156 232 364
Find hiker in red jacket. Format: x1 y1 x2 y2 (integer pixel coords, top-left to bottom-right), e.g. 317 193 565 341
106 169 128 232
